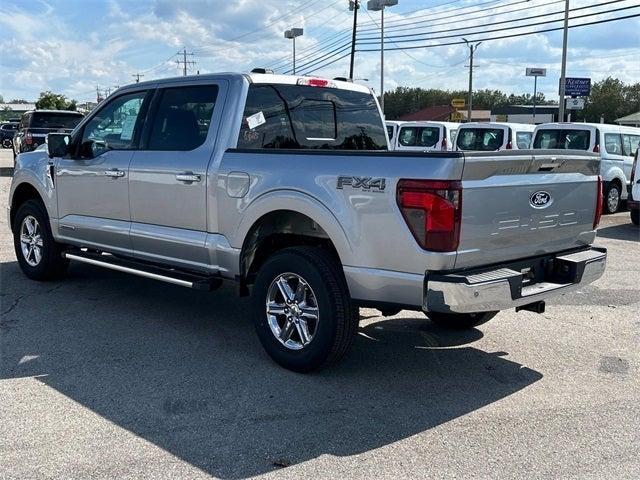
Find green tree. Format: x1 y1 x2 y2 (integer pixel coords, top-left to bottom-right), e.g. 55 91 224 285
35 91 77 111
9 99 30 104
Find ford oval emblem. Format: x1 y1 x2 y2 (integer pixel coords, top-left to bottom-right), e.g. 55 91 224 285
530 191 552 208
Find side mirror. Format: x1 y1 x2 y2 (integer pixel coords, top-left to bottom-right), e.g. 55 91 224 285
47 133 71 158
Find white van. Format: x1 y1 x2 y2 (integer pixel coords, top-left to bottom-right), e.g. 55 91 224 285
532 123 640 213
394 121 459 151
455 122 535 152
385 121 405 150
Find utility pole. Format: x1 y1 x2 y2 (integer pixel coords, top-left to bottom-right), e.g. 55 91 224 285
462 38 481 123
349 0 360 81
176 47 195 76
132 73 144 83
558 0 570 122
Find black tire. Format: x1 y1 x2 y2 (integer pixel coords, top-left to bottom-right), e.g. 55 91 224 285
251 246 357 373
631 209 640 226
427 311 498 330
604 182 621 214
13 199 68 281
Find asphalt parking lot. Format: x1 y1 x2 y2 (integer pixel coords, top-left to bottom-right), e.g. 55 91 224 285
1 148 639 479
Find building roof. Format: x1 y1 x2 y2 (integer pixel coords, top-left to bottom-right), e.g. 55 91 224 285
0 103 36 111
397 105 455 121
616 112 640 123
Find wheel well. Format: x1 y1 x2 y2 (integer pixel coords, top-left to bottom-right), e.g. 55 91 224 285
239 210 341 294
10 183 43 231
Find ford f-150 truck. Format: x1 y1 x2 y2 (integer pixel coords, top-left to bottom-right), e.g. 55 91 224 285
9 73 607 372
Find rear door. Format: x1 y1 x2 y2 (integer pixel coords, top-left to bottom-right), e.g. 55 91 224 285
456 151 600 268
128 80 227 270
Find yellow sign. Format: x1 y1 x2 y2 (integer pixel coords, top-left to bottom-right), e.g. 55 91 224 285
495 114 508 122
451 98 466 108
451 111 464 121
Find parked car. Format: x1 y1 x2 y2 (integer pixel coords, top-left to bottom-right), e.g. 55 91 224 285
9 72 606 372
629 149 639 225
394 121 459 152
0 122 18 148
385 120 404 149
12 110 83 160
456 122 535 151
532 123 640 213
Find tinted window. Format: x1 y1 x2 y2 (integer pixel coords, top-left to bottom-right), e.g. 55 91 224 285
31 112 82 129
456 128 504 151
386 125 394 140
516 131 532 149
82 91 147 157
398 126 440 147
533 129 590 150
237 84 387 150
1 124 17 131
622 134 640 157
604 133 623 155
147 85 218 151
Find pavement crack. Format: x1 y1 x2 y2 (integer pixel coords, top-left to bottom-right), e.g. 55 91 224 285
1 295 25 317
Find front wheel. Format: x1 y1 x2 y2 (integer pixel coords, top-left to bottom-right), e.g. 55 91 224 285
604 182 622 214
252 246 357 373
2 138 12 149
427 311 498 330
13 199 68 280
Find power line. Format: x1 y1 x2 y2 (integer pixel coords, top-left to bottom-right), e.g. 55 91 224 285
357 10 640 51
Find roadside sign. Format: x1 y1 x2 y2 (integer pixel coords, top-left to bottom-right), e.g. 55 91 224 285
495 114 508 122
451 111 464 121
526 68 547 77
451 98 465 108
566 98 585 110
562 77 591 97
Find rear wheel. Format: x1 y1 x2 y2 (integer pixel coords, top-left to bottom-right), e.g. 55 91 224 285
251 246 357 372
13 199 68 280
427 311 498 330
631 209 640 226
604 182 622 214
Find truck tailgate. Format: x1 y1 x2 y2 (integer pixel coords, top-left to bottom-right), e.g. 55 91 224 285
455 151 600 269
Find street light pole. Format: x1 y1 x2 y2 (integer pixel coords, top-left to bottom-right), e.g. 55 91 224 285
367 0 398 117
284 28 304 75
462 38 481 123
558 0 570 122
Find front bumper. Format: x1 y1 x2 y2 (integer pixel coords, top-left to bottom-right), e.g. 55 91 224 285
425 247 607 314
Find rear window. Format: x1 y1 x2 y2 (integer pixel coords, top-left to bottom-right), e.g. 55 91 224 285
622 134 640 157
516 131 532 149
237 84 387 150
398 126 440 148
456 128 504 151
533 129 591 150
30 112 82 129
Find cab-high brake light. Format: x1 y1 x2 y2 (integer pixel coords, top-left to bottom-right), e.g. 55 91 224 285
297 77 336 88
594 175 603 230
397 179 462 252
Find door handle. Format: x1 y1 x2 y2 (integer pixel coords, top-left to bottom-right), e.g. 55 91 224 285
104 169 125 178
176 173 202 183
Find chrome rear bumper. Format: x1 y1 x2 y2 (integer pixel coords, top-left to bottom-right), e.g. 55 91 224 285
425 247 607 314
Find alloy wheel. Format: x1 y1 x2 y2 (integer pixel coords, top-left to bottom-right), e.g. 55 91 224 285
20 215 44 267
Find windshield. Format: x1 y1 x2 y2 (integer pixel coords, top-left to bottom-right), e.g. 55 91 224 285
31 112 83 129
532 129 591 150
398 126 441 147
456 128 504 151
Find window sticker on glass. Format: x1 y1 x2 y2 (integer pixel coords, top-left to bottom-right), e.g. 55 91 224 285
120 116 137 140
247 111 266 130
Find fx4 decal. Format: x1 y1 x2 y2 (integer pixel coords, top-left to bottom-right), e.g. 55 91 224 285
337 176 386 193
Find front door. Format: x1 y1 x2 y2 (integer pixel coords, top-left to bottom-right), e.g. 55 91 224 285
128 81 225 270
55 90 151 253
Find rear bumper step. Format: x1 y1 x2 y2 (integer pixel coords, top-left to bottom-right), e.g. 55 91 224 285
424 247 607 314
63 251 222 290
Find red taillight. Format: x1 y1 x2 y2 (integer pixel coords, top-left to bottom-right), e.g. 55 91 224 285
593 144 600 153
594 175 603 230
397 179 462 252
25 132 33 145
441 137 448 151
506 141 512 149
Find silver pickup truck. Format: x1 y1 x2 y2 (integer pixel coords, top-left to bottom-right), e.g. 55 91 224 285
9 73 607 372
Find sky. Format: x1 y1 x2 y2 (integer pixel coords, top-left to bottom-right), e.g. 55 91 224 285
0 0 638 103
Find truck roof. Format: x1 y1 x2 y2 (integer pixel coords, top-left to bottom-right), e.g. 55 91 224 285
120 72 372 95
